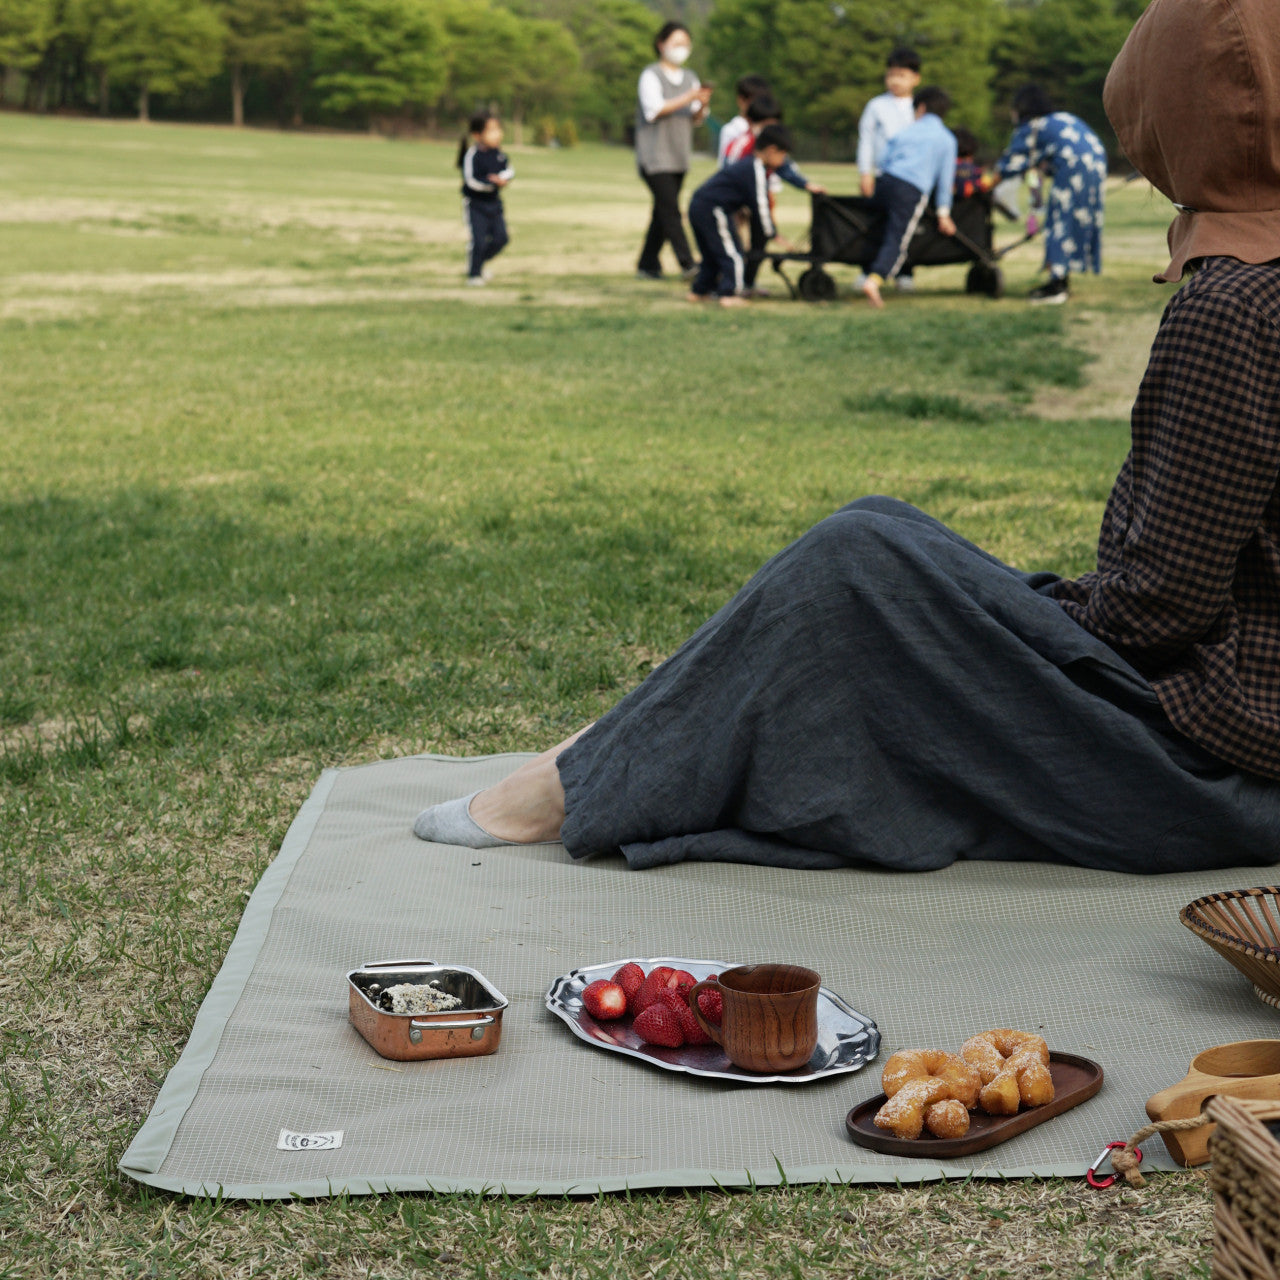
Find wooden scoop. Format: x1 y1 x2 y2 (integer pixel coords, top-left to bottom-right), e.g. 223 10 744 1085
1145 1040 1280 1165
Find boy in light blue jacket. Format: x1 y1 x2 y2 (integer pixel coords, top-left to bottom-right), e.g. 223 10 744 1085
861 87 958 308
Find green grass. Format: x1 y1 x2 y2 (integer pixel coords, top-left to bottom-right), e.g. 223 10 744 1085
0 113 1214 1279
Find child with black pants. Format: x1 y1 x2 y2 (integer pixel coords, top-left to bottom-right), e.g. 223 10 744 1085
861 87 957 308
687 124 793 307
458 113 513 286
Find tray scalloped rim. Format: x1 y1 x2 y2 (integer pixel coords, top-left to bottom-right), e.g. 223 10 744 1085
543 955 880 1085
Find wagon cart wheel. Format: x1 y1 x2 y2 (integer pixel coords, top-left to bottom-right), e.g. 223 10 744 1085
965 262 1003 298
797 267 837 302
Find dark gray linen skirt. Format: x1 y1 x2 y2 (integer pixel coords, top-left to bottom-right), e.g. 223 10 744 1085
556 497 1280 873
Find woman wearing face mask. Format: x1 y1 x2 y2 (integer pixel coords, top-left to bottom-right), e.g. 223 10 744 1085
634 22 713 280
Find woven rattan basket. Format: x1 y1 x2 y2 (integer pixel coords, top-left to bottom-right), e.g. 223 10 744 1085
1207 1096 1280 1280
1181 888 1280 1010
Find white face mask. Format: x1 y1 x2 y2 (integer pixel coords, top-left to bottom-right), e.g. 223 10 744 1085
663 44 691 66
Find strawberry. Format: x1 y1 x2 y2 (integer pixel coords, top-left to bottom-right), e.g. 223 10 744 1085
633 1003 685 1048
581 979 627 1021
631 966 675 1016
667 969 696 994
674 998 713 1045
610 962 645 1005
651 987 687 1017
696 980 723 1026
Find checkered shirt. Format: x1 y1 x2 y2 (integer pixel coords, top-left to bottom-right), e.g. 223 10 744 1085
1051 257 1280 781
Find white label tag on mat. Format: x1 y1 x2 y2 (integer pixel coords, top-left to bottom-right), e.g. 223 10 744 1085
277 1129 343 1152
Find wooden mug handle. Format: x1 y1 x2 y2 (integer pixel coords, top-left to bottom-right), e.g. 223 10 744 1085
686 979 724 1046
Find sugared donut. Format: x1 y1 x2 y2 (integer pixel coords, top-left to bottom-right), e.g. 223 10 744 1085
923 1098 970 1140
874 1078 949 1140
960 1030 1054 1114
874 1049 981 1138
881 1049 981 1109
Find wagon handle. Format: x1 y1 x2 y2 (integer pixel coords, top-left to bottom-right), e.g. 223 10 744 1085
360 958 439 969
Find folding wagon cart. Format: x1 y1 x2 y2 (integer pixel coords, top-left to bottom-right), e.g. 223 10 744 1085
764 190 1040 301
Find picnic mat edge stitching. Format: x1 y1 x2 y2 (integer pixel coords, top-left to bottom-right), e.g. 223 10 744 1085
118 767 342 1182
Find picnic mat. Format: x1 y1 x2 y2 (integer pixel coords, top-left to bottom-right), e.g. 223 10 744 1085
120 753 1280 1198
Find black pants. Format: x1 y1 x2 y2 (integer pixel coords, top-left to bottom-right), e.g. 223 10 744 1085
688 198 744 296
638 170 693 274
464 198 508 279
867 173 929 281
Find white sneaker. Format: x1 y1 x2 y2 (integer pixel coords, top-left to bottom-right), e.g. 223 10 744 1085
894 276 916 293
855 273 869 290
465 276 485 288
482 268 493 281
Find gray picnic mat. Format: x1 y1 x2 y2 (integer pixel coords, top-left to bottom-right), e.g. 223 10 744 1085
120 753 1280 1198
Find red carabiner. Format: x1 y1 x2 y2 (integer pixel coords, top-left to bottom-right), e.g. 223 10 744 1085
1086 1140 1142 1189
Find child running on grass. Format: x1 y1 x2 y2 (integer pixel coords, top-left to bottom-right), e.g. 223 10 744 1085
686 123 795 307
859 87 958 309
458 113 514 286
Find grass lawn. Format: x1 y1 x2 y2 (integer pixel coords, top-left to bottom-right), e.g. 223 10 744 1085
0 112 1215 1278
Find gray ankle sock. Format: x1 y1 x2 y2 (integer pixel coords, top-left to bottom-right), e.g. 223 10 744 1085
412 791 520 848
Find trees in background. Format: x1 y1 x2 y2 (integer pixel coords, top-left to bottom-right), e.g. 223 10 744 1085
704 0 1147 156
435 0 579 141
993 0 1147 148
306 0 444 122
512 0 652 141
221 0 308 128
0 0 1152 156
75 0 225 121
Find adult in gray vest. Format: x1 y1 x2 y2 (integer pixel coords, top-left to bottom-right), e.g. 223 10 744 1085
635 22 712 280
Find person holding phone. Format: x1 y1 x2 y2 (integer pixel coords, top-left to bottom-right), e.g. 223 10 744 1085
634 22 713 281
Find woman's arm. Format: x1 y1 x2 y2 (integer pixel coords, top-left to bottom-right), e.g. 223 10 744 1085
1060 286 1280 663
995 121 1036 179
638 68 710 123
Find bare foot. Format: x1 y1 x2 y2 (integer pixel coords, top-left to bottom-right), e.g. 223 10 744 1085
467 725 592 843
686 291 709 303
861 276 884 309
718 294 748 308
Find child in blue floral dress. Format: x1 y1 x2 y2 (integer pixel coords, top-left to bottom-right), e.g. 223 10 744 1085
993 85 1107 303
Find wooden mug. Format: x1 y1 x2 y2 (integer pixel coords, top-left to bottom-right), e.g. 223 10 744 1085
1144 1040 1280 1165
688 964 821 1073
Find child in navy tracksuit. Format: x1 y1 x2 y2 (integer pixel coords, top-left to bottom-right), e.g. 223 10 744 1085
860 86 957 308
458 113 513 285
687 124 796 307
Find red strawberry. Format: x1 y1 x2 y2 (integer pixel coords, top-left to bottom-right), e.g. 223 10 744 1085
633 1003 685 1048
696 981 723 1026
631 966 675 1016
610 962 645 1005
674 998 713 1045
651 988 687 1016
581 979 627 1021
667 969 696 994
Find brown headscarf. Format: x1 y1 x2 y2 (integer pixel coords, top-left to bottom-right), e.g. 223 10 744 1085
1104 0 1280 281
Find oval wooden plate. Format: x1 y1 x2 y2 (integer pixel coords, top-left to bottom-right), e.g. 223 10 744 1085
845 1052 1104 1158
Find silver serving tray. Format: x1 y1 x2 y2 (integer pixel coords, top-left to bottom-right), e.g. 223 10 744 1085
544 956 879 1085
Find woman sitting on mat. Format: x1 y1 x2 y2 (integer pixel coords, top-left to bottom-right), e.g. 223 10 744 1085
416 0 1280 878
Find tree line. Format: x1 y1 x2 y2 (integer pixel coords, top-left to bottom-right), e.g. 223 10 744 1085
0 0 1146 155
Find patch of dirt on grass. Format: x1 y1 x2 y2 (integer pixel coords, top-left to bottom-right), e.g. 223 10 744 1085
1030 306 1161 421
